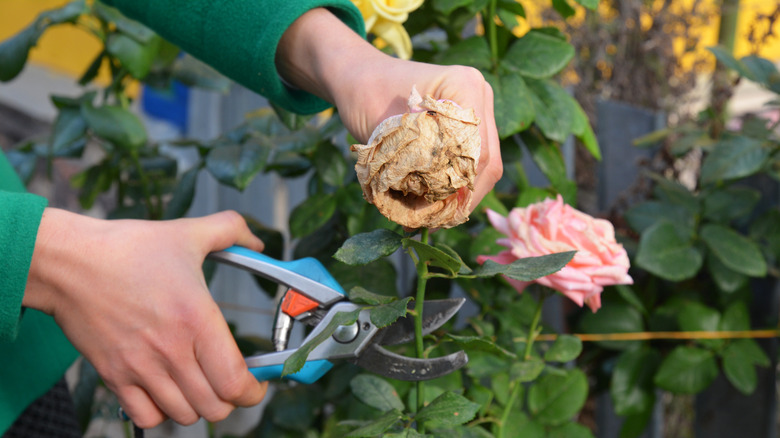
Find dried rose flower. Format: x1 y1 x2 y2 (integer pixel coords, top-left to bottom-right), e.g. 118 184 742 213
351 88 481 229
477 195 633 312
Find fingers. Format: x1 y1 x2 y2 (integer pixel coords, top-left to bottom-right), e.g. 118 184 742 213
187 210 265 253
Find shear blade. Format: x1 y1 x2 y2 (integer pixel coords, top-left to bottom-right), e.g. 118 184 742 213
351 343 468 381
379 298 465 346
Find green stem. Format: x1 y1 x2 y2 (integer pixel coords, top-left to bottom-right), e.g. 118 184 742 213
487 0 499 71
523 292 546 361
413 227 430 431
498 291 547 438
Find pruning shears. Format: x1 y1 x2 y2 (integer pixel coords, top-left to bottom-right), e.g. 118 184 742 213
208 246 468 384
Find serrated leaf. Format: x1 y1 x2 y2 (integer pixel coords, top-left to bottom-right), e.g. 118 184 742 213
370 297 413 328
348 286 395 305
635 221 702 281
527 368 588 425
445 334 516 359
707 252 747 293
415 392 480 427
544 335 582 362
314 141 348 187
0 22 42 82
719 301 750 332
701 224 766 277
403 238 463 276
568 94 601 159
624 201 695 236
282 309 360 376
472 251 575 281
611 348 661 416
702 186 760 223
653 346 718 394
334 229 403 265
350 374 405 412
289 193 337 238
50 107 87 157
504 30 575 79
346 409 404 437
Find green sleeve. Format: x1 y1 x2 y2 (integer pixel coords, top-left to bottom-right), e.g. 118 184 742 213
102 0 366 114
0 156 47 342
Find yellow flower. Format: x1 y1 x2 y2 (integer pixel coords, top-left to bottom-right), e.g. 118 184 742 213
352 0 424 59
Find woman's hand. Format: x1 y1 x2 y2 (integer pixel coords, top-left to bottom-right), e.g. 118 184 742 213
278 8 502 211
23 209 268 428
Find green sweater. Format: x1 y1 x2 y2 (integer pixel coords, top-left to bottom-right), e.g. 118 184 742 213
0 1 364 433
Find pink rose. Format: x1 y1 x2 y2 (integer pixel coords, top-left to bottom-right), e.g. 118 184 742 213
477 195 632 312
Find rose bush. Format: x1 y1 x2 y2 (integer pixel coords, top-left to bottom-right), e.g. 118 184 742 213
478 194 633 312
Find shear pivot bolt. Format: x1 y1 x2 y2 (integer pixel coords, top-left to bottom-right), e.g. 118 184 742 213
333 322 360 344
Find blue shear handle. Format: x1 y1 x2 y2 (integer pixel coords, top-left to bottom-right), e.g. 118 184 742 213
249 360 334 384
223 246 345 296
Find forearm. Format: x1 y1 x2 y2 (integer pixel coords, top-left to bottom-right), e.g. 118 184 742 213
277 8 387 106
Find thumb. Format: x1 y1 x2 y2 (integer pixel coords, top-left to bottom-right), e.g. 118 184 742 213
190 210 265 253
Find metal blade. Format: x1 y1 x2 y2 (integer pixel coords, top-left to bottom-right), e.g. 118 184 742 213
351 343 468 381
378 298 465 346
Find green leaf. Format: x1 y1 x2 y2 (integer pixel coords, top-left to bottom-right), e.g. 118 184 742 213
525 78 574 142
472 251 575 281
727 338 770 367
544 335 582 362
350 374 405 412
649 174 700 216
314 141 348 187
469 226 506 263
484 71 535 138
702 186 760 223
653 346 718 394
707 46 753 79
78 50 105 86
551 0 576 18
619 409 654 438
346 409 404 437
567 94 601 159
527 368 588 425
521 129 570 192
721 341 759 395
106 32 161 79
415 391 481 427
0 25 39 82
370 297 413 328
172 54 231 93
719 301 750 332
50 107 87 157
615 284 648 316
347 286 395 305
579 302 644 351
573 0 598 10
677 300 723 347
699 136 769 185
288 193 337 238
444 334 517 360
282 309 360 376
548 422 596 438
334 229 403 266
700 224 766 277
751 209 780 260
707 252 747 293
331 260 398 298
81 102 147 150
611 348 661 416
504 30 575 79
205 137 270 190
635 221 702 281
624 201 695 235
435 36 492 71
162 167 198 219
403 238 463 276
509 358 545 382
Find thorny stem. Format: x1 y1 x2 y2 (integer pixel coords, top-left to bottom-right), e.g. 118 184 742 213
413 227 430 431
498 290 547 438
